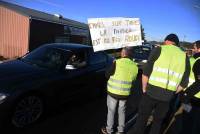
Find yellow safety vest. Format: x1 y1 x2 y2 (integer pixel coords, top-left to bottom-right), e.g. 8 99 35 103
149 45 186 91
107 58 138 96
188 57 200 98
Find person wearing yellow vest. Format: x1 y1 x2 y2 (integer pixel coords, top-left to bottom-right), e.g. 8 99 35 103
131 34 190 134
179 40 200 134
101 47 138 134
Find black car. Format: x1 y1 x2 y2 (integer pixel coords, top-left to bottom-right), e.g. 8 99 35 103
0 43 113 128
132 45 152 69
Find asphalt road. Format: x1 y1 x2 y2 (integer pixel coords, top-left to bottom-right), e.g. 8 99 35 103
15 95 141 134
5 75 142 134
4 73 198 134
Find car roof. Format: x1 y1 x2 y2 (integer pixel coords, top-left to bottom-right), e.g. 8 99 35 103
43 43 93 51
132 45 151 48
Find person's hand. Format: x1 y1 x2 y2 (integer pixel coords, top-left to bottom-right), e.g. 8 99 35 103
142 88 146 93
176 85 183 94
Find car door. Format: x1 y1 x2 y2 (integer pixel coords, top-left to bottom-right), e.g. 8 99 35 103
87 51 109 92
56 49 94 103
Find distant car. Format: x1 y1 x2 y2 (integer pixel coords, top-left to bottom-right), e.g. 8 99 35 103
132 45 152 69
0 43 113 128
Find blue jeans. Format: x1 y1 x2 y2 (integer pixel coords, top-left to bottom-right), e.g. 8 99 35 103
106 95 127 133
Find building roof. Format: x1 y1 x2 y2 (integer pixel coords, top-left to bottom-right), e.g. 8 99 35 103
0 0 88 29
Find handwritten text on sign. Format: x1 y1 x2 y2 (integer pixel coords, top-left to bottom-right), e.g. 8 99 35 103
88 18 143 51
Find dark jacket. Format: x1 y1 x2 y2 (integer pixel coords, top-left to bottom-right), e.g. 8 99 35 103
181 53 200 106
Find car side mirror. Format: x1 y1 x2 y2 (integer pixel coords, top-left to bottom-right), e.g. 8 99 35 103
65 64 77 70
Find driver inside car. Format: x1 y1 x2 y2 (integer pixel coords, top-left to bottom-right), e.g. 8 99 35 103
67 54 86 68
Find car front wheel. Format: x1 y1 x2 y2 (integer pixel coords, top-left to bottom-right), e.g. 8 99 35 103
11 95 44 128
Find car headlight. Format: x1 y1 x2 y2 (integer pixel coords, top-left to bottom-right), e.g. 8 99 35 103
0 93 8 103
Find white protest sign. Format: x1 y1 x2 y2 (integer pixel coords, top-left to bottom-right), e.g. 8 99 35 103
88 17 143 52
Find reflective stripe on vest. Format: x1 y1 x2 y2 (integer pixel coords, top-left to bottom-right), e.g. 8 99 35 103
150 76 178 87
107 58 138 96
109 77 132 85
153 67 183 79
107 83 131 91
149 45 186 91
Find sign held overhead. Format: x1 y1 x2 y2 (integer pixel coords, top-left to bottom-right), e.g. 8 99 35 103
88 17 143 52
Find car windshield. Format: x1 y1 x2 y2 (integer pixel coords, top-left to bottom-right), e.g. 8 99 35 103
21 46 71 70
132 46 151 60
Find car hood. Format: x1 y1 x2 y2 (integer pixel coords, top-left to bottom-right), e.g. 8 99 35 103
0 59 51 90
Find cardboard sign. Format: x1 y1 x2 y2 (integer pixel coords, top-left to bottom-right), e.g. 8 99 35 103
88 17 143 51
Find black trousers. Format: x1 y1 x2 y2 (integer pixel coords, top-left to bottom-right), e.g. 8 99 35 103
180 105 200 134
132 94 170 134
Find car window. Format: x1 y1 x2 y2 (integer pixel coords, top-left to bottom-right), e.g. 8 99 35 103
132 46 151 59
22 46 71 70
89 52 107 65
66 51 87 69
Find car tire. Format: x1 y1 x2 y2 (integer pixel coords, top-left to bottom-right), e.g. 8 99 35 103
11 95 44 128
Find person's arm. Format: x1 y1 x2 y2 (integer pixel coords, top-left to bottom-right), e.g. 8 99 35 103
142 74 149 93
193 59 200 81
142 47 161 93
77 61 87 68
180 59 200 102
176 56 191 93
185 59 200 96
184 81 200 96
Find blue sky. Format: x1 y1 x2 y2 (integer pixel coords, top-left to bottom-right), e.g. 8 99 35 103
4 0 200 42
